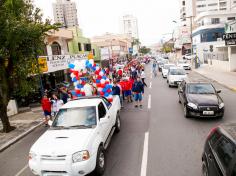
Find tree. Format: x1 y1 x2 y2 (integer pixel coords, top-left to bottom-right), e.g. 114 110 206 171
0 0 59 132
139 46 151 55
161 42 174 53
131 38 141 47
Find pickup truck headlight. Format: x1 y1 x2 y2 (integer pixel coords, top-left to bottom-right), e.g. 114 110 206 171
219 103 224 109
187 102 198 110
29 152 37 161
72 151 90 163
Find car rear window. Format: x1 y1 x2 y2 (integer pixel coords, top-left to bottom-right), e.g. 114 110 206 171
215 137 236 170
169 69 185 75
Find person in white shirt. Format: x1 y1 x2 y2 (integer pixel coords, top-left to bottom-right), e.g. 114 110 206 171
51 94 64 116
84 81 94 96
141 69 147 87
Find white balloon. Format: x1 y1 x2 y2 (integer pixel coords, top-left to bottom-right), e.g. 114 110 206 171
70 73 75 78
96 66 100 71
81 88 85 92
89 59 94 65
106 78 110 82
73 82 78 87
99 71 104 76
98 88 103 92
93 83 97 87
101 79 105 84
108 95 113 99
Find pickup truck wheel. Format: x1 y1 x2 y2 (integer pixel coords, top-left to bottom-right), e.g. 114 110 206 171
94 146 106 175
115 113 121 133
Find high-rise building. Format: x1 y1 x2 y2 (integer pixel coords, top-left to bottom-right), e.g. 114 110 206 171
122 15 139 39
195 0 236 15
53 0 78 28
180 0 196 25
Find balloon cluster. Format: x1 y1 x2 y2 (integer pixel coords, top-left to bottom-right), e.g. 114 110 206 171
68 58 113 102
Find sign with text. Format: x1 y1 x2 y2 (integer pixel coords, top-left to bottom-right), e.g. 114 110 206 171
38 54 88 73
222 33 236 46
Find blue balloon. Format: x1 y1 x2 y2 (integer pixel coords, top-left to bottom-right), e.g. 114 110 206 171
88 63 92 68
72 77 77 82
103 88 107 92
77 84 83 89
92 67 96 71
96 79 100 83
86 60 89 65
68 63 75 69
71 91 76 96
105 84 109 89
104 93 109 97
77 94 82 97
102 76 107 80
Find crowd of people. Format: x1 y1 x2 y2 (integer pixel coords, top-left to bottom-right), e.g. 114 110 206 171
41 60 148 126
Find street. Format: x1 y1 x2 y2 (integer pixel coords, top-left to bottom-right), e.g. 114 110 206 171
1 65 236 176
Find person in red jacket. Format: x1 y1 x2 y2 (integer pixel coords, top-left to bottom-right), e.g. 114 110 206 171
41 94 52 126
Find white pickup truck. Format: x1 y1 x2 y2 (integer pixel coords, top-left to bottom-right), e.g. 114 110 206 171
29 96 121 176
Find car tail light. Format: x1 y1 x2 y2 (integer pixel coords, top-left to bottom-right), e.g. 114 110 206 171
207 126 218 139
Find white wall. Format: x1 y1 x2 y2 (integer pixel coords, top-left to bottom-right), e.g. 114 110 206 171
229 46 236 71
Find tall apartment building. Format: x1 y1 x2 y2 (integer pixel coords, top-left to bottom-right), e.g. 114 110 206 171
122 15 139 39
53 0 78 28
196 0 236 14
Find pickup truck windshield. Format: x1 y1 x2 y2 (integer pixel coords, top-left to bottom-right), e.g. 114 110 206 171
52 106 97 128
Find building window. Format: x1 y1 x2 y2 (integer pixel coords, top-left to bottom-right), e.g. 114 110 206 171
92 49 95 56
84 44 92 52
213 32 222 40
182 1 185 6
211 18 220 24
51 42 61 55
78 43 82 51
227 17 235 21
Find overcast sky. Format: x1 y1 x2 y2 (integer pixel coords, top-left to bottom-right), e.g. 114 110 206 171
35 0 180 45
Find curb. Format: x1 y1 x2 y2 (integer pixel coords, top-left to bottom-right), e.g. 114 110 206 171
0 121 44 153
193 70 236 92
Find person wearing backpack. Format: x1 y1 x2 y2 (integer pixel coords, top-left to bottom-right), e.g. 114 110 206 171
132 77 144 108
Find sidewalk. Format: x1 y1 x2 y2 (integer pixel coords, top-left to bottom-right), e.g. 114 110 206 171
0 106 43 152
194 64 236 91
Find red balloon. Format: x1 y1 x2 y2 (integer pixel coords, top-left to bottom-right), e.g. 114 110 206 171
75 89 81 94
97 83 101 87
105 81 109 84
108 98 113 102
100 91 104 96
69 69 74 73
101 84 105 88
81 92 85 96
81 81 85 85
97 75 102 80
73 71 79 77
107 89 112 93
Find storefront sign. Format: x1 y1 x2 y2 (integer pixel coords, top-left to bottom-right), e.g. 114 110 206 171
222 33 236 46
38 54 88 73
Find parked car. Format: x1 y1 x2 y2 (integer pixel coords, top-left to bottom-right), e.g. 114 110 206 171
183 53 196 60
167 67 187 87
178 79 224 118
162 64 175 78
202 124 236 176
29 96 121 176
177 60 191 70
158 59 169 71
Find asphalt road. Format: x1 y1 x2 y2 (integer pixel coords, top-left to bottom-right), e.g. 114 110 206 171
0 64 236 176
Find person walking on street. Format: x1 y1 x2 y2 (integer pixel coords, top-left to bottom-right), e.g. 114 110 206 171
84 80 94 96
112 80 122 106
60 87 69 104
152 61 157 77
132 77 144 108
141 69 147 87
41 94 52 126
51 94 64 117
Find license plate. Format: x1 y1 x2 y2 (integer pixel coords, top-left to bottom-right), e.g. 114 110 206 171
203 111 214 115
43 174 65 176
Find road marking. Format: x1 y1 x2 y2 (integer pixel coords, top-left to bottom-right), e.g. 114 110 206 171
149 82 152 89
141 132 149 176
15 164 28 176
148 94 151 109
